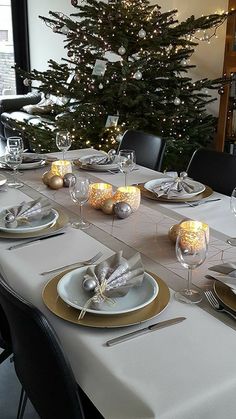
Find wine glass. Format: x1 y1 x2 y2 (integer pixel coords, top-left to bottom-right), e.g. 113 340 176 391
227 187 236 245
175 224 208 304
56 131 72 160
5 149 23 188
69 177 90 229
118 149 136 186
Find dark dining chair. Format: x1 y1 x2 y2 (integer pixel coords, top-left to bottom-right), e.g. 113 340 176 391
187 148 236 196
118 129 166 171
0 275 104 419
0 303 12 365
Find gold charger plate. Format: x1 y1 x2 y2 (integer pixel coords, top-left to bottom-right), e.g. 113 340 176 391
214 281 236 312
0 209 68 239
42 271 170 328
137 183 213 203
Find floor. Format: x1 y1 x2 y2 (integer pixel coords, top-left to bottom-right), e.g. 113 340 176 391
0 355 39 418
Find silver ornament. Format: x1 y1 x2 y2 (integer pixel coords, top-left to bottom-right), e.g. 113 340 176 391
82 277 97 292
114 202 132 219
118 46 126 55
63 173 76 187
174 97 181 106
134 70 142 80
5 213 15 223
99 83 104 89
138 28 146 38
23 78 31 87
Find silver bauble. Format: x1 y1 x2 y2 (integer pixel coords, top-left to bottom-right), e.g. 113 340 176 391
118 46 126 55
114 202 132 219
174 97 181 106
134 70 142 80
82 277 97 292
5 213 15 223
23 78 31 87
138 28 146 38
63 173 76 187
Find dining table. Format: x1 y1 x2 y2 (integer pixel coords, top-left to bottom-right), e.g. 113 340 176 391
1 148 236 419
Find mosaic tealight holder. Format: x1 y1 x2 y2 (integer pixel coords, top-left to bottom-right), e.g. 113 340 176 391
51 160 72 177
178 220 209 250
89 183 113 209
114 186 140 212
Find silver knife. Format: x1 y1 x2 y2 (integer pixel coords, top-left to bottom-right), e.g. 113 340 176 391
7 231 65 251
106 317 186 347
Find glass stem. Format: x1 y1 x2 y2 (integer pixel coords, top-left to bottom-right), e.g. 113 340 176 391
62 150 65 161
79 203 83 222
125 173 127 187
187 267 192 292
13 168 17 184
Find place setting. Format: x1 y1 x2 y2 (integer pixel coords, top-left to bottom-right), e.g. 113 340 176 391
0 197 69 241
137 171 213 203
205 262 236 319
42 250 170 328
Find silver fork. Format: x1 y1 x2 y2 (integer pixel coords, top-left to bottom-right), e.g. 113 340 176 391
204 290 236 320
40 251 103 275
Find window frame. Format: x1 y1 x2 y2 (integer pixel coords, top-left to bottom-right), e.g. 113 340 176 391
11 0 30 94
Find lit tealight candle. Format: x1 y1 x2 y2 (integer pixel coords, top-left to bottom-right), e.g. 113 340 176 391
179 220 209 250
51 160 72 177
114 186 141 212
89 183 113 209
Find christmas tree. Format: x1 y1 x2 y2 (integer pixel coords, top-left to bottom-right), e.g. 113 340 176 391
15 0 228 170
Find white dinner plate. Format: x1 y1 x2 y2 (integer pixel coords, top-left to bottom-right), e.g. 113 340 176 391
0 209 59 233
57 266 159 315
144 177 206 199
78 154 119 171
0 174 6 186
0 154 46 170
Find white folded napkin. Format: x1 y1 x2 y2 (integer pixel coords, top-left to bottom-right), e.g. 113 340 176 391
209 263 236 291
152 172 195 198
79 251 144 318
1 198 52 229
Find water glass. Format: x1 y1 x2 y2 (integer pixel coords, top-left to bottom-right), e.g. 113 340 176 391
56 131 72 160
69 177 90 229
7 136 24 152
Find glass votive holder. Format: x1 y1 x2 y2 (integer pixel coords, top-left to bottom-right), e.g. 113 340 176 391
51 160 72 177
89 183 113 209
179 220 209 250
113 186 141 212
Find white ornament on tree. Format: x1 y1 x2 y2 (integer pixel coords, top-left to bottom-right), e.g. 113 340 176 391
99 83 104 89
118 46 126 55
138 28 146 38
134 70 142 80
174 97 181 106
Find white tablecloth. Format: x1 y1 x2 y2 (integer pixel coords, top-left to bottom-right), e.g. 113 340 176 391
1 151 236 419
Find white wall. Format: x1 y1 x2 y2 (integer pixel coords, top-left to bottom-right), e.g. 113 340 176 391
27 0 228 114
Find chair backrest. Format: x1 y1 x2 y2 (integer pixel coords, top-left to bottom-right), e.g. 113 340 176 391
187 148 236 196
0 276 85 419
0 302 12 363
118 130 166 171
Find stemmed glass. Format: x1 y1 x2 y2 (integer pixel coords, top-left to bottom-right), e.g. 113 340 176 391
5 149 23 188
227 187 236 245
69 177 90 229
118 149 136 186
175 223 208 304
56 131 72 160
